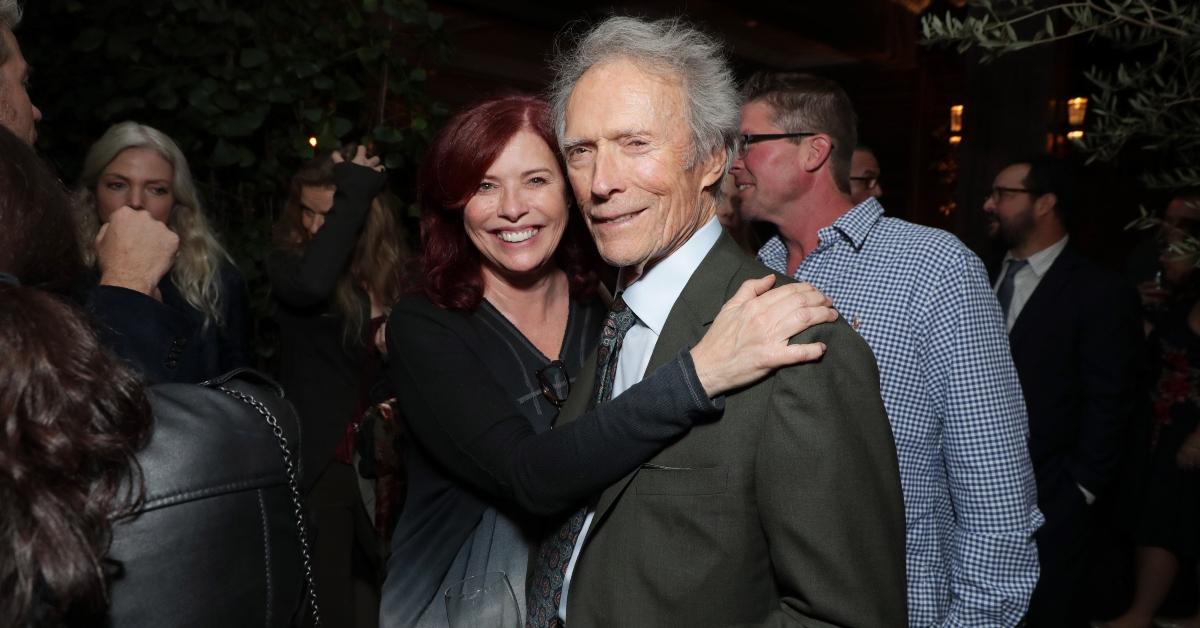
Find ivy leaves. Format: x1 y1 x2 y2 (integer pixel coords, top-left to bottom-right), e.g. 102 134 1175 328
39 0 446 187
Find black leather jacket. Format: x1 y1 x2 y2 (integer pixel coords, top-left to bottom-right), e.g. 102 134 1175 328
105 370 309 627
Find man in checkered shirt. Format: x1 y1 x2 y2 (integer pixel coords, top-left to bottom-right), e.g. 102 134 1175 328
730 71 1043 627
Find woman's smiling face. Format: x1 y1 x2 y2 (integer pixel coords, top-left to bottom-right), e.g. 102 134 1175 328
463 128 570 286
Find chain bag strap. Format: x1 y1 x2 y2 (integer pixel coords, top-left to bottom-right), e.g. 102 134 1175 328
218 386 322 628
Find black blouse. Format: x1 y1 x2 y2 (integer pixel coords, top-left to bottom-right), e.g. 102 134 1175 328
383 291 721 623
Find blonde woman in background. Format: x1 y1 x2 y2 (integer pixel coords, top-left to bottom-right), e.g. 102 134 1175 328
77 121 249 381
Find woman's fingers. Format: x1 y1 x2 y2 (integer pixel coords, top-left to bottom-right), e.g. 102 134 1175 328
724 276 777 309
690 280 839 396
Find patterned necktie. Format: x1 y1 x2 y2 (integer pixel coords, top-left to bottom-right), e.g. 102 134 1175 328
526 296 638 628
996 259 1029 323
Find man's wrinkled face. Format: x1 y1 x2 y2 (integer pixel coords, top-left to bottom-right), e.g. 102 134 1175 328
0 29 42 145
562 58 723 274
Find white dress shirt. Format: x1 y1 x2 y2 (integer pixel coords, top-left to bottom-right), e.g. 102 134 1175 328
557 217 723 622
994 235 1069 332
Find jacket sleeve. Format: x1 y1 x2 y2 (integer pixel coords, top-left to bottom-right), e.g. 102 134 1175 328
921 250 1042 627
755 319 908 627
267 162 383 308
1069 273 1142 497
386 299 722 516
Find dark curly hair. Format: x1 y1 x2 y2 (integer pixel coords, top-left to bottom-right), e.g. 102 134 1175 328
416 93 599 310
0 285 153 627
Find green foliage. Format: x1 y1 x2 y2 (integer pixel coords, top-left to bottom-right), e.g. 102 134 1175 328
28 0 447 188
922 0 1200 258
23 0 448 359
922 0 1199 187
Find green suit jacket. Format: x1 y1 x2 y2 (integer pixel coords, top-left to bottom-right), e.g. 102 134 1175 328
557 233 907 627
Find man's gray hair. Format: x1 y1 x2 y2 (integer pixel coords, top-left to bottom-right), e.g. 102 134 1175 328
0 0 22 67
549 16 739 181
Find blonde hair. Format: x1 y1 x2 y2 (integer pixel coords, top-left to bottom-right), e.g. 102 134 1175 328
76 121 234 328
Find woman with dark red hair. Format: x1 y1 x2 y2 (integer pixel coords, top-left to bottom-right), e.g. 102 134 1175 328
380 94 831 626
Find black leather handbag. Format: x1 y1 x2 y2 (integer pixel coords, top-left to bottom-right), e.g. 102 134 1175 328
106 369 319 627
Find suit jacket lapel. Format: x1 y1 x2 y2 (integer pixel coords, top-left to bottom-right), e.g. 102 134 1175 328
588 233 746 527
1010 244 1079 344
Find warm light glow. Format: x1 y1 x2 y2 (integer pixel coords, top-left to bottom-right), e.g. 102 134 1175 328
1067 97 1087 126
308 136 318 148
948 135 962 145
949 105 964 133
1067 130 1084 140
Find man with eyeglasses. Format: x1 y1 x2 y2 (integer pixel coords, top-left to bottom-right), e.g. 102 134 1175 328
983 155 1142 627
731 70 1042 627
849 145 883 205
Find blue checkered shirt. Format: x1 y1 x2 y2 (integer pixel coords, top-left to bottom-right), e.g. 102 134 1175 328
759 198 1043 627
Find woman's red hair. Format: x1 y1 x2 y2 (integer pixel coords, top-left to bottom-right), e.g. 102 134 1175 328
417 94 599 310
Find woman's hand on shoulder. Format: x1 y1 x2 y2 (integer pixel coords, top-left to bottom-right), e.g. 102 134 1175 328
690 276 838 397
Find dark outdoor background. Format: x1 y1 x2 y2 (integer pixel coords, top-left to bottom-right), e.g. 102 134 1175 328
18 0 1151 357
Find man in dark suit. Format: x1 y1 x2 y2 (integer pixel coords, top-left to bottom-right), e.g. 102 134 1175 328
984 155 1143 626
525 16 907 628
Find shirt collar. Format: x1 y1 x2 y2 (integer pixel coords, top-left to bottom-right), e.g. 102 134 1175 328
1006 235 1069 278
756 198 884 275
825 196 885 251
619 217 723 335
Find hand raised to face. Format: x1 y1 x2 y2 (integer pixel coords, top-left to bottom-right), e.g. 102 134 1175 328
95 206 179 299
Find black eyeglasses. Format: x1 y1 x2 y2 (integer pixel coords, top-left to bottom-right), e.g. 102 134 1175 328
849 175 879 189
735 132 818 159
988 186 1034 203
535 360 570 408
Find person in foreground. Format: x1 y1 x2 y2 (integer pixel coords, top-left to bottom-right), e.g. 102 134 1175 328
380 93 839 627
529 16 906 628
0 283 153 628
0 123 153 627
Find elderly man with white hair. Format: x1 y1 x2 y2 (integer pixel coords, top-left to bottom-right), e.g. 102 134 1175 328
526 15 907 628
